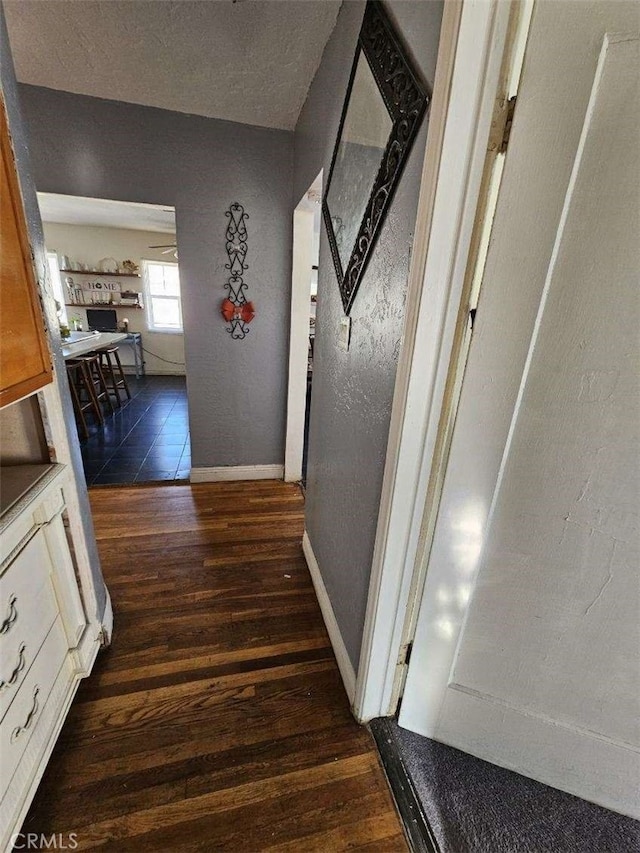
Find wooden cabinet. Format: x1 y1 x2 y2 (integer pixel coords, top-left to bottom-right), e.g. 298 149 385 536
0 97 52 407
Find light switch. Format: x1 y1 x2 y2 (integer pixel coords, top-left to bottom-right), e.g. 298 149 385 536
338 315 351 351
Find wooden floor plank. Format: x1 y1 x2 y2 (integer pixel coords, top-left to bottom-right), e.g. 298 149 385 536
21 480 406 851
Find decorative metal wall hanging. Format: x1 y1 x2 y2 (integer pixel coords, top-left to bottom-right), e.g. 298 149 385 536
220 202 255 339
323 0 430 315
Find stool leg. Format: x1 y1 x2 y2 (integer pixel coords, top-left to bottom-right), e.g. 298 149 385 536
67 367 89 440
102 352 122 408
112 350 132 400
79 361 104 425
94 358 114 415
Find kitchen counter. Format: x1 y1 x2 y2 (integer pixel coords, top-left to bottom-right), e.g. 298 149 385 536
61 332 128 360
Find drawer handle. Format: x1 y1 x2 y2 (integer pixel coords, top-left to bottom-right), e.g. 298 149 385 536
10 686 40 743
0 643 26 691
0 595 18 635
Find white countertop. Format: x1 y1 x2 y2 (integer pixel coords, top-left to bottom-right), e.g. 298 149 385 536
62 332 128 359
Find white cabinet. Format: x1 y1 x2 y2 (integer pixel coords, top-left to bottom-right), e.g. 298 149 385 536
0 533 60 721
0 464 93 849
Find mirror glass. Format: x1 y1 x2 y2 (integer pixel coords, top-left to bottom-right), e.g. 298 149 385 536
325 52 392 272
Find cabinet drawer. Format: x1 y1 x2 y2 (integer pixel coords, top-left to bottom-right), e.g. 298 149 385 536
0 577 58 722
0 616 67 791
0 477 64 566
0 529 58 649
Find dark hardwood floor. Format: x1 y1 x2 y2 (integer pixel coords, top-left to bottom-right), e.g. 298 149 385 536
21 481 407 851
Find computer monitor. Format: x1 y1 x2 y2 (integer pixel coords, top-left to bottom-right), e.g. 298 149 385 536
86 309 118 332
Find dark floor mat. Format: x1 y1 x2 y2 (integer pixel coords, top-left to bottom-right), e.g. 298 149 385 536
386 720 639 853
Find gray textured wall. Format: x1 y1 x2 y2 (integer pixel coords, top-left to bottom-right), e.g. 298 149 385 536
17 84 294 468
0 7 108 617
295 0 444 670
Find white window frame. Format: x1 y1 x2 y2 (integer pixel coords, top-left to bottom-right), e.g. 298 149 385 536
141 259 183 333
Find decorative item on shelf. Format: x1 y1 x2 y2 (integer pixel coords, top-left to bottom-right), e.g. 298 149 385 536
98 257 119 273
119 290 141 307
71 283 84 304
220 202 254 340
121 259 139 274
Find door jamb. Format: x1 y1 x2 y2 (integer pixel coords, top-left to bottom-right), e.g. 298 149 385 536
284 174 322 483
353 0 534 723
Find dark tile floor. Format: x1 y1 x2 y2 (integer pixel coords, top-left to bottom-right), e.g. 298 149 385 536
79 375 190 486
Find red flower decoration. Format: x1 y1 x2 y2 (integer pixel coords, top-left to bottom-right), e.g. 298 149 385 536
240 301 255 323
221 298 255 324
221 298 235 322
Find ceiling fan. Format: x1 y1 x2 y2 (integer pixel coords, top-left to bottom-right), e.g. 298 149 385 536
149 243 178 259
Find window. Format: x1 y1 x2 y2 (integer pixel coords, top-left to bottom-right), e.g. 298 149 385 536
142 260 183 332
47 251 68 325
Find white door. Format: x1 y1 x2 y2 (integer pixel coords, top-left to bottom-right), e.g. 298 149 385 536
399 0 639 819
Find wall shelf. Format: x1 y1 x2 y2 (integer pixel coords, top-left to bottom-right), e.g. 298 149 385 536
65 303 143 310
60 269 140 277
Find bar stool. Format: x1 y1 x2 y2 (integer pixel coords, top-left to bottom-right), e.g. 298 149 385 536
98 347 132 408
66 360 102 440
76 353 114 417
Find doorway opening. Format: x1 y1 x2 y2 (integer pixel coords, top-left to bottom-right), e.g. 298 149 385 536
37 193 190 486
284 171 322 487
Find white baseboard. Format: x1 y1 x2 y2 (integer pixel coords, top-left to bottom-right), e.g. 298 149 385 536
190 465 284 483
302 529 356 704
122 369 185 376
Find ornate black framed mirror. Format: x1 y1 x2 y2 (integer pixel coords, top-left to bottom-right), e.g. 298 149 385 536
323 0 430 315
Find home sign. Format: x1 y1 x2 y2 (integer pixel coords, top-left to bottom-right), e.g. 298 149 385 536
79 280 122 293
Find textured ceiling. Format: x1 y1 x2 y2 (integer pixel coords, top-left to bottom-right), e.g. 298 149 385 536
5 0 341 131
38 193 176 233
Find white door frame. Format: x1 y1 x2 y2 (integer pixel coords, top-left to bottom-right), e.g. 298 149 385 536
354 0 534 723
284 174 322 483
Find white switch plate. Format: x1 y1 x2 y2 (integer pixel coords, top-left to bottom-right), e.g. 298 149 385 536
338 315 351 351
